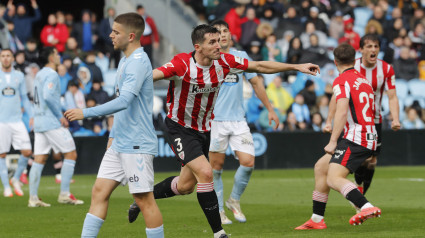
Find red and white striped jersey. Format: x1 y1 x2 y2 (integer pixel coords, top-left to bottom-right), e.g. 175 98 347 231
354 58 396 124
158 52 248 132
333 68 377 150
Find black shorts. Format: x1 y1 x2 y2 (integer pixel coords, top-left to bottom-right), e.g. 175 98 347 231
330 139 374 173
373 124 382 156
164 117 210 166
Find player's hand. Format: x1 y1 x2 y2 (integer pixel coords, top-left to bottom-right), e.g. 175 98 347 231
391 120 401 131
7 0 13 8
324 141 337 155
323 122 332 133
64 108 84 121
60 117 69 128
29 118 34 129
106 138 114 149
30 0 38 8
268 110 280 130
296 63 320 76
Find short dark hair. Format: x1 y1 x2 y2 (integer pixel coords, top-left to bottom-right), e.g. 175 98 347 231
114 12 145 40
39 47 56 66
136 4 144 10
333 43 355 65
26 38 37 44
67 80 79 88
0 48 14 55
210 19 229 30
191 24 219 45
360 34 381 49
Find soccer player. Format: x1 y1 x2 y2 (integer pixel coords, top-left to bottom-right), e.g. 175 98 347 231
29 47 83 207
64 13 164 238
353 34 401 195
208 20 279 224
0 48 33 197
295 43 381 230
127 24 319 238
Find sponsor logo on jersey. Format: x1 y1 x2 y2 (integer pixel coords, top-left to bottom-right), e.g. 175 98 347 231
223 74 239 85
190 85 220 94
128 174 140 182
2 87 16 96
334 149 345 159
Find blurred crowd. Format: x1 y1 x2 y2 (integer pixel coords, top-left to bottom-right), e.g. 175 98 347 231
1 0 425 136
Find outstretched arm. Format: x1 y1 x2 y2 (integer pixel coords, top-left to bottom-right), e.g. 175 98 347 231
246 61 320 76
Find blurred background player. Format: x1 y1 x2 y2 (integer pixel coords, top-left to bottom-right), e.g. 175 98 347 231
65 12 164 238
295 44 381 230
0 48 33 197
29 47 82 207
354 34 401 196
209 20 279 224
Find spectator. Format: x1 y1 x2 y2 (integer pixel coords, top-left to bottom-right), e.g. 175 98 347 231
299 79 317 110
263 0 285 17
246 89 263 130
300 22 327 49
64 80 86 110
64 12 74 33
384 35 404 64
329 10 345 41
288 93 310 126
24 63 39 100
409 8 425 31
253 22 274 48
248 40 263 61
4 0 41 44
82 97 106 135
99 7 119 68
136 5 160 65
88 80 109 105
369 5 386 27
240 7 260 51
62 55 78 78
311 112 324 132
283 111 301 131
277 30 294 62
266 76 294 116
275 6 303 38
58 64 72 96
71 9 98 52
260 7 279 29
261 34 282 62
307 6 328 34
310 0 328 16
24 38 38 63
0 4 8 49
408 22 425 45
84 51 103 83
330 0 354 20
13 50 27 73
402 107 425 129
287 36 303 64
224 4 246 42
338 17 361 50
418 60 425 80
299 0 311 22
40 13 69 53
315 95 330 120
393 46 419 80
5 20 24 53
385 18 406 46
76 66 92 94
300 33 331 67
64 37 85 63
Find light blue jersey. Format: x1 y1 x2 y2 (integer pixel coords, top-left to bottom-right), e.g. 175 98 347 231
83 48 157 155
0 69 33 123
213 50 256 121
33 67 63 132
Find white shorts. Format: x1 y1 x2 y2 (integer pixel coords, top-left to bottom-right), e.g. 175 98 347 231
97 148 154 194
34 127 76 155
209 120 255 156
0 122 32 154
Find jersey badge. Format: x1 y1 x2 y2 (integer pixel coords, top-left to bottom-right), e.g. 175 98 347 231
234 56 244 65
178 151 185 160
333 85 341 96
163 62 174 68
47 82 54 89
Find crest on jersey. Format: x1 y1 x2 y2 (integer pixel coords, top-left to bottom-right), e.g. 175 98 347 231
163 62 174 68
178 151 185 160
234 56 244 65
217 68 224 79
333 85 341 96
47 82 54 89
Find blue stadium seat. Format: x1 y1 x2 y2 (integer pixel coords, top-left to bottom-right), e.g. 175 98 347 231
381 94 406 121
404 95 425 108
407 79 425 97
395 79 408 99
354 7 373 29
103 69 117 97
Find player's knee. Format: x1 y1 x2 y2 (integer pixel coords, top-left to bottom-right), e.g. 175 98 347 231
314 161 327 176
178 184 195 195
64 151 77 160
198 167 213 182
21 150 32 157
326 176 336 190
91 184 109 202
240 156 255 168
367 162 377 169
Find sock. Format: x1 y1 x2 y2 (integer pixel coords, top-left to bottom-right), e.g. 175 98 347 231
362 168 375 195
360 202 374 210
60 159 75 193
153 176 179 199
29 162 44 197
213 229 226 238
0 158 11 189
13 155 30 180
81 213 104 238
145 224 164 238
312 190 328 221
354 165 366 185
54 160 63 175
197 182 222 233
26 158 33 174
213 169 224 211
230 165 253 201
341 182 368 209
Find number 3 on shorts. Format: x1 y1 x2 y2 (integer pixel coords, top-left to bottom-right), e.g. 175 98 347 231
174 138 183 152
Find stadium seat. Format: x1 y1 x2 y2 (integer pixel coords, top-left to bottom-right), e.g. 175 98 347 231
381 94 406 121
404 95 425 108
407 79 425 97
326 37 338 50
354 7 373 29
395 79 408 99
103 69 117 97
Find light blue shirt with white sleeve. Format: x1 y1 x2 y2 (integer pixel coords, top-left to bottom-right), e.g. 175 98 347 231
0 69 33 123
83 47 157 155
213 49 257 121
33 67 63 132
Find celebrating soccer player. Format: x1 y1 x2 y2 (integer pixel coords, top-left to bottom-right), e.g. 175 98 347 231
65 13 164 238
0 49 33 197
127 24 319 238
295 43 381 230
30 47 83 207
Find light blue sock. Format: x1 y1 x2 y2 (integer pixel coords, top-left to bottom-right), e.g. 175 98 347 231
61 159 75 193
13 155 29 180
213 169 224 211
81 213 104 238
0 158 11 189
230 165 254 200
29 162 44 197
146 224 164 238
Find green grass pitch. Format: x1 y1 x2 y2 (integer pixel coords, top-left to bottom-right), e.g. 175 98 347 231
1 166 424 237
